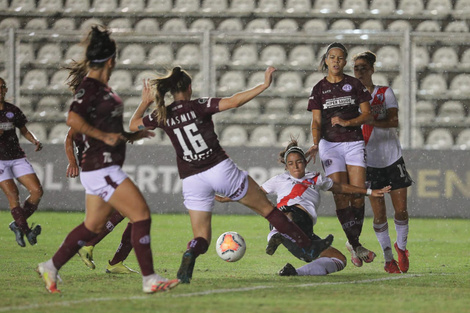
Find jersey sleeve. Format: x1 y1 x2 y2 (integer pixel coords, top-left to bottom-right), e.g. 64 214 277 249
261 175 279 194
384 87 398 110
142 110 161 130
69 85 97 118
356 79 373 104
307 83 322 111
14 106 28 128
199 97 221 115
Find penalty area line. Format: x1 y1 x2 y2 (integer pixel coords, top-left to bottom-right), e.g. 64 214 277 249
0 274 424 312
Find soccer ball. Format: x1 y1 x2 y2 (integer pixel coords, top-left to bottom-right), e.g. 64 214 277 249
215 231 246 262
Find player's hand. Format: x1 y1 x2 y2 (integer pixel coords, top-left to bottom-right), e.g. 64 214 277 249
371 185 392 197
215 195 233 203
264 66 276 88
141 79 154 107
305 144 318 164
331 116 348 127
103 133 127 146
34 140 43 152
125 129 155 144
66 163 80 178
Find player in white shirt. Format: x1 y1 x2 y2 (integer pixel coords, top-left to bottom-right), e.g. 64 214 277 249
353 51 413 274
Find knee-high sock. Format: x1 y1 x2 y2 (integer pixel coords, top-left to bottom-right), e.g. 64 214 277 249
86 210 125 247
296 257 346 276
352 204 365 236
52 222 97 270
109 222 133 265
187 237 209 257
22 200 38 219
131 219 154 276
394 218 409 250
11 206 30 233
265 208 311 248
336 206 362 249
373 221 393 262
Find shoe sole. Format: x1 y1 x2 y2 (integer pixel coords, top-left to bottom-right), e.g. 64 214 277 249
149 279 181 293
345 242 363 267
9 222 26 247
177 251 196 284
27 225 42 246
266 233 284 255
78 249 96 270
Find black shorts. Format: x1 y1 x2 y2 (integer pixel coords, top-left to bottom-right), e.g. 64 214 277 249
366 157 413 190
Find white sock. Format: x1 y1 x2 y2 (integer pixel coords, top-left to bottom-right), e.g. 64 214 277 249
394 218 409 250
296 257 345 276
373 222 393 262
267 229 279 242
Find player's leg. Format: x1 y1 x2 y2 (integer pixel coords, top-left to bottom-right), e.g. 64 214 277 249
16 173 43 245
1 176 28 247
391 187 410 273
106 222 137 274
279 247 347 276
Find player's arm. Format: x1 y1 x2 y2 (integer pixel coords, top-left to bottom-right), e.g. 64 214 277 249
305 110 321 163
64 127 79 178
19 125 42 151
218 67 275 112
129 79 154 132
331 100 373 127
368 108 398 128
329 182 391 197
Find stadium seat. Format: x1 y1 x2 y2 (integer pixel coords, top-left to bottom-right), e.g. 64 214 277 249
232 100 261 123
119 44 146 65
134 18 159 33
304 72 325 93
413 46 430 70
245 19 271 32
229 0 255 12
218 18 243 32
49 70 69 91
449 74 470 97
436 101 465 124
387 20 412 31
453 0 470 18
261 98 290 123
391 74 403 96
53 18 75 31
359 20 384 31
134 70 155 91
0 18 20 29
373 73 389 86
217 71 246 95
0 0 7 9
9 0 35 11
425 128 453 149
419 74 447 96
202 0 227 12
415 20 441 32
454 129 470 150
162 18 187 32
90 0 117 12
346 45 369 69
247 71 269 90
370 0 395 14
430 47 458 69
108 70 132 92
219 125 248 147
273 19 299 33
213 45 230 67
37 0 62 12
248 125 277 147
313 0 339 13
25 18 48 30
231 45 258 67
275 72 303 96
278 126 307 147
397 0 424 15
22 70 48 90
145 0 171 12
410 128 424 148
175 44 201 66
108 18 132 32
80 18 104 32
37 43 62 64
415 101 436 124
288 45 315 67
445 21 469 32
64 0 89 12
341 0 368 14
118 0 144 12
302 19 328 32
260 45 286 66
64 44 84 64
285 0 311 13
460 48 470 69
18 97 34 116
291 100 310 124
190 72 204 95
37 96 61 111
190 19 215 32
173 0 199 12
18 44 34 64
425 0 452 17
375 46 401 69
256 0 283 13
147 44 173 65
19 123 47 144
330 19 356 31
48 123 70 144
123 97 142 122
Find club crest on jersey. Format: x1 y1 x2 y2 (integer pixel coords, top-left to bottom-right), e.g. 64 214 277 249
376 93 384 102
6 112 14 119
198 98 209 104
342 84 352 92
75 89 85 98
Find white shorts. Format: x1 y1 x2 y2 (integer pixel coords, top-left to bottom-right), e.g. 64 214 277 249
319 140 366 176
80 165 128 202
0 158 36 183
182 158 249 212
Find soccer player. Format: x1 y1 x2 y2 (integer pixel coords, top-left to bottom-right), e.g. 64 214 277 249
36 26 179 294
353 51 412 273
129 66 333 284
0 77 43 247
305 42 376 267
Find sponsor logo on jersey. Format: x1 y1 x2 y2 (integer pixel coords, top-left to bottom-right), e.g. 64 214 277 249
323 96 353 109
342 84 352 92
0 122 14 130
322 89 332 94
76 88 85 99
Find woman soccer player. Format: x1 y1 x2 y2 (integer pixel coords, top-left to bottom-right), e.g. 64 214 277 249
129 66 333 284
305 42 376 267
0 77 43 247
36 26 179 294
353 51 412 273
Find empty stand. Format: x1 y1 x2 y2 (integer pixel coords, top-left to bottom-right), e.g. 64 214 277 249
256 0 283 13
430 47 458 69
232 99 261 123
261 98 290 123
275 72 303 96
9 0 35 11
229 0 255 12
37 0 62 12
48 123 70 144
217 71 246 95
53 18 75 31
454 129 470 150
231 45 258 68
119 44 146 65
22 70 48 90
413 46 431 70
449 74 470 97
370 0 396 14
259 45 286 66
25 18 48 30
313 0 340 13
175 44 201 66
64 0 89 12
219 125 248 147
49 70 69 90
218 18 243 32
302 19 328 32
419 74 447 96
90 0 117 12
436 101 466 124
425 128 454 149
375 46 401 69
288 45 315 67
397 0 424 15
415 100 436 124
278 126 307 147
162 18 187 32
342 0 368 14
19 123 47 144
147 44 173 65
273 19 299 33
146 0 172 12
202 0 227 12
190 19 215 32
245 19 271 32
248 125 277 147
108 18 132 32
118 0 144 12
108 70 132 92
173 0 199 12
285 0 311 13
37 43 62 64
134 18 159 33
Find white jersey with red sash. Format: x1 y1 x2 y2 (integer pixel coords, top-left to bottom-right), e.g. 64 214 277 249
362 85 402 168
262 171 334 226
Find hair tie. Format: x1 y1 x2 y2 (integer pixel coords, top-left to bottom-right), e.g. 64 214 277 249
284 146 306 164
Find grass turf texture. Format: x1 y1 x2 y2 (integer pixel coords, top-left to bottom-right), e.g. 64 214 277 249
0 211 469 313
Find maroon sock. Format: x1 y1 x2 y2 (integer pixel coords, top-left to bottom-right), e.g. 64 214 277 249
336 206 361 249
352 205 365 237
131 219 154 276
109 222 133 266
11 206 30 233
52 222 97 270
265 208 311 248
187 237 209 257
22 200 38 219
86 210 125 246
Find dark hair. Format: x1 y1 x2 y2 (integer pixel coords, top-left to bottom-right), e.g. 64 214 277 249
64 25 116 92
319 42 348 72
148 66 192 126
279 139 306 165
352 50 377 67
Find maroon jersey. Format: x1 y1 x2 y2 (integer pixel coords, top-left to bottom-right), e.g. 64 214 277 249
142 97 228 179
69 77 125 171
73 132 86 167
307 74 372 142
0 102 27 160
